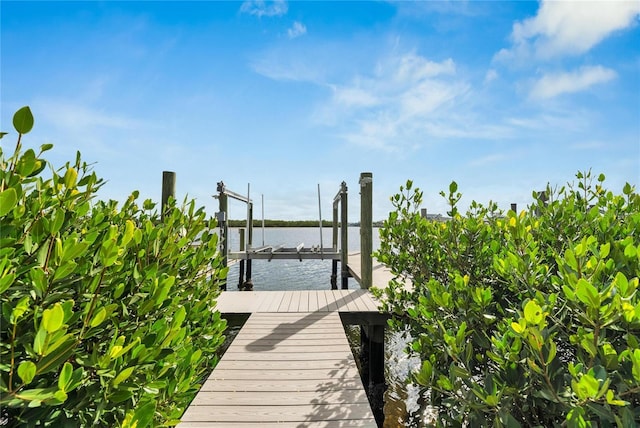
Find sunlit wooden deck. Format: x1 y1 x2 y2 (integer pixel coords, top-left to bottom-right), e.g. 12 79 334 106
179 256 392 426
215 289 379 314
179 312 377 427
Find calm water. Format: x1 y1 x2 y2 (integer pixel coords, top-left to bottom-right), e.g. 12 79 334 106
219 227 427 427
225 226 378 290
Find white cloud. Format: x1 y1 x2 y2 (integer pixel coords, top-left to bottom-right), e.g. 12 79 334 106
240 0 288 18
484 69 498 83
320 53 469 150
499 0 640 61
530 65 617 99
468 153 508 167
287 21 307 39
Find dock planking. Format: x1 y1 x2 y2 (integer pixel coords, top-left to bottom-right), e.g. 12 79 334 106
215 289 379 314
179 312 377 427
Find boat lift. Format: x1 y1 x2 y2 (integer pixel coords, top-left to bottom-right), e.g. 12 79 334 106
215 181 349 291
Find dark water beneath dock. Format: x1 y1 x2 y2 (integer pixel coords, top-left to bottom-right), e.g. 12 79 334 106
219 227 430 427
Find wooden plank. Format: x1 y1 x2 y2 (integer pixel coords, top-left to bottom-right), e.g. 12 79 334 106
234 329 344 340
317 289 329 312
324 290 339 311
219 351 353 361
277 289 294 312
299 290 310 312
308 290 319 312
189 390 369 406
216 290 381 314
289 290 302 312
180 312 374 426
264 290 285 312
198 377 365 392
181 403 375 422
215 358 354 370
179 421 376 428
208 367 359 380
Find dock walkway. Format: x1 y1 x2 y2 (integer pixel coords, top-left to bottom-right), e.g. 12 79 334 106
179 289 381 427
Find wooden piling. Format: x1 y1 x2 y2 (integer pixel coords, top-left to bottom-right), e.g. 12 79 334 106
244 203 254 291
359 172 373 290
161 171 176 221
340 182 349 289
331 201 339 289
217 182 228 291
238 228 245 290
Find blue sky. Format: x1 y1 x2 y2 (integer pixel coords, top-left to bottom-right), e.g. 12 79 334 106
2 1 639 221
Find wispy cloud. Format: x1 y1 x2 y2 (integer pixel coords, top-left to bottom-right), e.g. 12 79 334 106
240 0 288 18
468 153 508 167
287 21 306 39
319 53 469 151
36 99 143 133
530 65 617 99
484 69 498 84
496 0 640 61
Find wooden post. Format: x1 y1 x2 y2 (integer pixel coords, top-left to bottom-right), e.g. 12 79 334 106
161 171 176 221
360 172 373 290
238 228 245 290
217 182 228 291
510 203 517 212
244 203 254 291
420 208 427 219
360 324 385 425
340 182 349 289
331 200 339 289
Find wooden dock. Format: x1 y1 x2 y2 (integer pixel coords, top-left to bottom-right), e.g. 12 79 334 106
179 290 381 427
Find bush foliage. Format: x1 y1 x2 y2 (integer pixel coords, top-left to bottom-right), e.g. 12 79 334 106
0 107 227 427
375 173 639 427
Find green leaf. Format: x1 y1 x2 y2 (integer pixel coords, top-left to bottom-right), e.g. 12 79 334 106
0 273 16 294
523 300 543 325
50 208 65 235
0 188 18 217
58 362 73 392
99 239 119 267
63 167 77 188
16 149 37 176
90 307 107 328
53 261 77 281
10 296 30 324
576 279 600 308
13 106 34 134
36 336 76 375
131 400 156 428
624 243 637 258
500 412 522 428
605 389 629 406
484 394 499 406
40 143 54 153
42 303 64 333
599 242 610 259
449 181 458 194
33 327 47 356
113 366 135 387
415 360 432 386
17 361 37 385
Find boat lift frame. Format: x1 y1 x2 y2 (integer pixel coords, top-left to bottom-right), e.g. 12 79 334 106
215 181 350 290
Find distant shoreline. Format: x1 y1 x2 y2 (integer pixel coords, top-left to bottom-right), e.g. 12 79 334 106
227 220 384 228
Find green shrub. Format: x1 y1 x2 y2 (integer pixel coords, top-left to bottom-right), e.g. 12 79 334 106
1 107 227 427
375 173 639 427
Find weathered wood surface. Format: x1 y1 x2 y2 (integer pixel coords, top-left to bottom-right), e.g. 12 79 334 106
215 289 379 314
179 312 376 427
347 252 401 290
